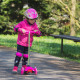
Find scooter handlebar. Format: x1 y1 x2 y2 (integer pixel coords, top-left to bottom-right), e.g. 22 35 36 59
25 31 36 34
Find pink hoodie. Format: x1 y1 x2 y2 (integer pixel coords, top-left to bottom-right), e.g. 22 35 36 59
14 19 41 47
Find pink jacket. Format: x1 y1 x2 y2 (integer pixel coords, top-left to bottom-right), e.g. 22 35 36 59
14 19 41 47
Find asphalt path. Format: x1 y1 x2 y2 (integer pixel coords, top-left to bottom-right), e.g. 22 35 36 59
0 46 80 80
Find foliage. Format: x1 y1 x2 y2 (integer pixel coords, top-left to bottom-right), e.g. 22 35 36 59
0 0 28 34
40 19 57 35
0 0 80 35
0 0 52 34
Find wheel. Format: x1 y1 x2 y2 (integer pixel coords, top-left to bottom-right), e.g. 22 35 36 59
34 67 37 75
21 67 25 75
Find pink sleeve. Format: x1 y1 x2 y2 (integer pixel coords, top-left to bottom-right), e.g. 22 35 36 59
14 22 23 33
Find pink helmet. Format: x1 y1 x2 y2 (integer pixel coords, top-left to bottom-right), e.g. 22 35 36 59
24 8 38 19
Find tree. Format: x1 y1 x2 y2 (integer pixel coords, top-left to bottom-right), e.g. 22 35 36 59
46 0 80 35
0 0 52 34
0 0 80 35
0 0 28 34
70 0 76 36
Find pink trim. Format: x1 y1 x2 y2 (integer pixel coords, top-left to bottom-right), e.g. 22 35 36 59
23 54 28 58
16 52 22 57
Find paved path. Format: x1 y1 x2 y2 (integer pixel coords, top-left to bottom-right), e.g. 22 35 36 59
0 46 80 80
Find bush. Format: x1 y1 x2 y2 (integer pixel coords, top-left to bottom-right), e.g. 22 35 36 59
58 25 70 35
0 15 17 34
40 19 57 35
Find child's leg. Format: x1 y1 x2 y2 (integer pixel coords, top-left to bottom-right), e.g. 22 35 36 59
14 52 22 67
22 47 28 67
13 45 24 72
22 54 28 66
12 52 22 72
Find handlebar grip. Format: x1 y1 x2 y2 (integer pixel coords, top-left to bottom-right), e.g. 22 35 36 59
30 31 35 34
25 31 36 34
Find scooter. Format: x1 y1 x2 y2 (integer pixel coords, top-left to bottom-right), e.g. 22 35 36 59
21 31 37 75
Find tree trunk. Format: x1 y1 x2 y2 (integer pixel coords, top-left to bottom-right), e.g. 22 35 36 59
70 0 76 36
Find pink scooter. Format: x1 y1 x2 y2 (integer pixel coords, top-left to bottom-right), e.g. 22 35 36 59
21 31 37 75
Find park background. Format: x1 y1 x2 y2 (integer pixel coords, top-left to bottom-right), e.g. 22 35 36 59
0 0 80 62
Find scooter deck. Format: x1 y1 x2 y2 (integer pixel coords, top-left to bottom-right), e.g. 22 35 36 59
21 65 37 75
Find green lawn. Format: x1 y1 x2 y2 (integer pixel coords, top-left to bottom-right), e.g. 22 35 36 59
0 34 80 62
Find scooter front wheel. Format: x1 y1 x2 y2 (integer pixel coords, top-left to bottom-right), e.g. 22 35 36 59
34 67 37 75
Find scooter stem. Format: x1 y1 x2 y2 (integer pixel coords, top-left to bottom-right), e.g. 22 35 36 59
28 31 30 65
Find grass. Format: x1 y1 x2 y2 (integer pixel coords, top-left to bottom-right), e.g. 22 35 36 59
0 34 80 62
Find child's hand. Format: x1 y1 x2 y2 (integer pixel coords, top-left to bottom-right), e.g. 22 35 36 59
22 29 26 34
34 30 38 32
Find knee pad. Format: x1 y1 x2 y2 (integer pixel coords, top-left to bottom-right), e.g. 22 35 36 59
23 54 28 58
16 52 22 57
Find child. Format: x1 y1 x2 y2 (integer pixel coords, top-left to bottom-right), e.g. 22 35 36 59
12 8 41 73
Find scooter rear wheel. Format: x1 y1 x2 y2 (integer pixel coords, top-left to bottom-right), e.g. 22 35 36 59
21 67 25 75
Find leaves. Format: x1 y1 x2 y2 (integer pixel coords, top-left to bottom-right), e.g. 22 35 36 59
0 0 80 35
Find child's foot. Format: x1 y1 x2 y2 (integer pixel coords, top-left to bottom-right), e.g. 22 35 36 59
12 66 18 73
22 65 27 69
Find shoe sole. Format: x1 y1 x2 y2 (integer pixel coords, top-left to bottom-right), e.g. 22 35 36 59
12 71 17 74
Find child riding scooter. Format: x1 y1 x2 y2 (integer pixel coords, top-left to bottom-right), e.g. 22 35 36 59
12 8 41 74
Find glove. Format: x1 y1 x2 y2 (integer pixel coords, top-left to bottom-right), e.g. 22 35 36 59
18 28 26 34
